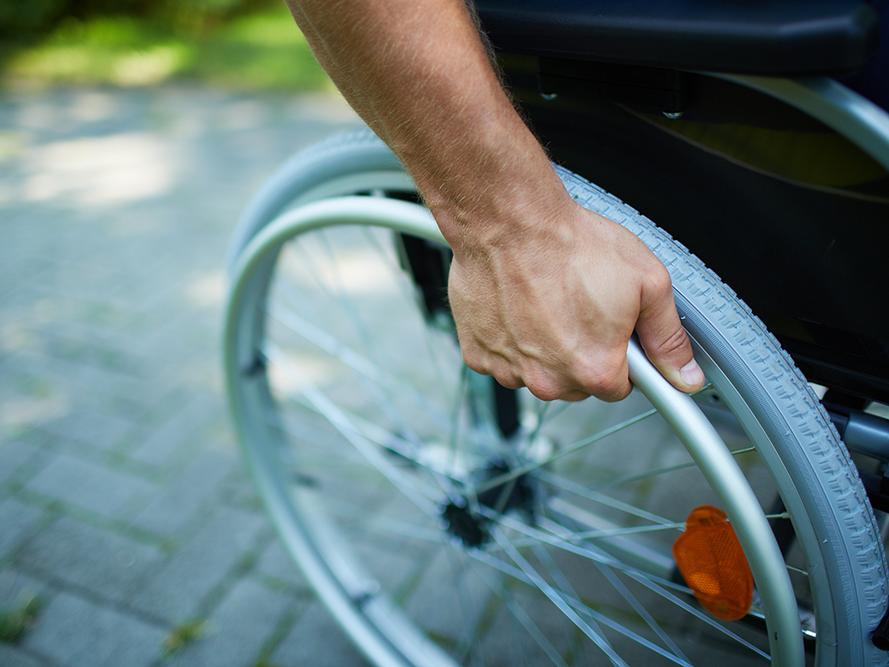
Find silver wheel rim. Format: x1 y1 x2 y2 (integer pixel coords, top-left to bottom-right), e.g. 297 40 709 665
223 193 833 666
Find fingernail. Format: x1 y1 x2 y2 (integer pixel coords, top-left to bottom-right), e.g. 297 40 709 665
679 359 705 387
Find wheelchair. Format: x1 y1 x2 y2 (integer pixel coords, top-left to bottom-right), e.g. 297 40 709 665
223 4 889 665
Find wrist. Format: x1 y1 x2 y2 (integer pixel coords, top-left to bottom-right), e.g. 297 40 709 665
433 186 578 259
415 139 576 256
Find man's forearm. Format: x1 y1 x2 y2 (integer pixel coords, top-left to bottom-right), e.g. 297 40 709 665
286 0 568 252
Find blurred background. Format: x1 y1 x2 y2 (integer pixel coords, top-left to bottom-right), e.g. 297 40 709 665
0 1 370 665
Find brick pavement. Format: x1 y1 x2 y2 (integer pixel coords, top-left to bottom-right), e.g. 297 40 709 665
0 86 367 667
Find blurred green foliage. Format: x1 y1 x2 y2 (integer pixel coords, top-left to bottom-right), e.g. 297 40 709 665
0 0 330 91
0 594 42 643
1 0 268 37
163 618 208 656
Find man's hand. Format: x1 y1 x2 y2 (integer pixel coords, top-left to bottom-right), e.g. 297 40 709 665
286 0 704 401
447 195 705 401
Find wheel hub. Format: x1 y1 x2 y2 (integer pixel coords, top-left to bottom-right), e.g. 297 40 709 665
441 459 536 548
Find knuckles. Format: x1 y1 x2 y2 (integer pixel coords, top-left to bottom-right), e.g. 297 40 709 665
461 349 489 375
492 370 523 390
573 358 631 402
462 346 634 404
524 373 565 402
596 380 633 403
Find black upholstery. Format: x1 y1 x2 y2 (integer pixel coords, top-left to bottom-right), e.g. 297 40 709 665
474 1 880 75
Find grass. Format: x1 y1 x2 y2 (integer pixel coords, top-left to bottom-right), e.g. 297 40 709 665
162 618 208 656
0 595 43 644
1 5 331 91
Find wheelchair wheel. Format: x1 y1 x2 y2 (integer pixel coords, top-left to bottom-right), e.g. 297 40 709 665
223 129 888 666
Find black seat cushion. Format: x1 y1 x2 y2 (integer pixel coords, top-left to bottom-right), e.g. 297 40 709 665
474 0 880 75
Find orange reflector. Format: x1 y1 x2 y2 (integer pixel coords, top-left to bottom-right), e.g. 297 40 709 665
672 505 753 621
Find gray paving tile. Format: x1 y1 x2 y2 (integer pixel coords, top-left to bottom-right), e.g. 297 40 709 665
470 585 576 667
0 498 45 559
0 644 47 667
131 448 236 538
271 602 368 667
168 578 294 667
133 506 264 623
26 453 156 518
405 550 491 646
255 539 307 590
15 516 163 606
39 409 135 452
128 396 216 468
0 568 48 607
23 590 166 667
0 439 47 487
349 533 423 595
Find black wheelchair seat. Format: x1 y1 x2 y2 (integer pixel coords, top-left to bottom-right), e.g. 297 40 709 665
474 0 880 75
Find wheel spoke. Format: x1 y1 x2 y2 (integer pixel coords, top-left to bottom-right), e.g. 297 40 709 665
277 378 461 483
469 548 693 665
492 528 629 667
266 344 462 501
268 306 452 431
278 237 455 432
537 470 675 527
298 384 442 515
291 486 445 545
529 542 618 661
587 550 690 664
564 512 790 543
442 548 480 660
568 522 686 540
573 598 694 666
523 400 551 452
473 406 660 495
602 446 757 489
475 568 569 667
360 226 455 389
483 509 771 659
448 364 470 479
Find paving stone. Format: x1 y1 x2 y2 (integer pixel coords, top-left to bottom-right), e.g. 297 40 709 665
217 471 259 511
0 568 48 608
349 533 423 595
26 453 156 518
168 578 294 667
470 584 577 667
0 439 47 487
23 590 166 667
0 644 47 667
133 506 264 623
255 538 307 589
16 515 163 606
39 409 135 452
128 396 216 468
131 447 236 538
0 498 45 559
405 549 491 646
271 602 368 667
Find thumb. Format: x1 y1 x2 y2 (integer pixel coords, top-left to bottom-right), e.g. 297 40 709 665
635 276 704 392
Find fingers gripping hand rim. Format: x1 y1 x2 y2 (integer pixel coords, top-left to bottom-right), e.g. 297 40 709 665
635 265 704 394
451 233 702 403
